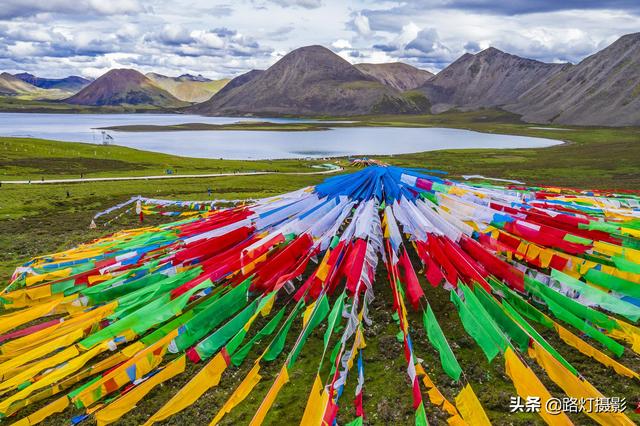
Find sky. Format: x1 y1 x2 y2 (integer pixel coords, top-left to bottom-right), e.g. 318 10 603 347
0 0 638 79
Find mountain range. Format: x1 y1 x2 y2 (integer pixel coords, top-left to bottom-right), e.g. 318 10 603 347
189 45 431 116
64 69 189 108
1 32 638 125
13 73 93 92
0 72 75 99
418 47 567 113
145 73 229 103
506 33 640 126
354 62 433 91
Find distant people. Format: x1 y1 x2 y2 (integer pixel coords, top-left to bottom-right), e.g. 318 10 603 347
66 190 70 198
207 187 212 197
81 173 84 179
41 177 44 182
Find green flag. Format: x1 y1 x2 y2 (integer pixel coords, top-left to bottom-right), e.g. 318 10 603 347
525 276 617 330
195 299 260 360
231 305 287 366
584 268 640 300
173 279 251 351
415 401 429 426
473 285 530 352
289 294 330 367
543 296 624 357
450 290 501 363
423 304 462 381
552 269 639 322
502 300 577 375
264 300 304 362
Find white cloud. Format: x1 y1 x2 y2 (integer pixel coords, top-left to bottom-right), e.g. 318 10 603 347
269 0 322 8
0 0 637 78
352 13 371 36
87 0 143 15
192 31 225 49
0 0 143 19
332 39 352 49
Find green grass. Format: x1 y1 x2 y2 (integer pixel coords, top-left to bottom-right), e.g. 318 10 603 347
0 137 331 181
0 96 174 113
1 111 639 425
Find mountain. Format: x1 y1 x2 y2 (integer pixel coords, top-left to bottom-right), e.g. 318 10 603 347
65 69 188 107
213 69 264 96
0 72 41 96
176 74 211 82
0 72 72 99
354 62 434 91
507 33 640 126
146 72 229 103
13 73 92 93
190 45 430 116
419 47 567 113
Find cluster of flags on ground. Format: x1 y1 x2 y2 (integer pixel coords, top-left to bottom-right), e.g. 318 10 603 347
2 166 640 425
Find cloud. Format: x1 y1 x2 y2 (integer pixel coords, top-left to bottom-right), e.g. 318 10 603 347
406 28 440 53
269 0 322 9
266 25 295 41
463 40 481 52
350 13 372 36
0 0 143 19
209 4 234 16
372 44 396 52
440 0 640 15
1 0 638 78
152 24 194 46
332 39 352 49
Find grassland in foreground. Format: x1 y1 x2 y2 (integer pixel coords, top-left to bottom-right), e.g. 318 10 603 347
0 110 639 425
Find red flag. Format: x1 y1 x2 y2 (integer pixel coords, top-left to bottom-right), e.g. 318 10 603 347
400 249 424 310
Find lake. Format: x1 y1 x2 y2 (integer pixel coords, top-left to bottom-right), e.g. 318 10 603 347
0 113 561 160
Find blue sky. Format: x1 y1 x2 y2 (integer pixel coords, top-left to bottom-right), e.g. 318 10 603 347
0 0 638 79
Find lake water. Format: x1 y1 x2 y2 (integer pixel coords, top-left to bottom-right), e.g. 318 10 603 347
0 113 561 160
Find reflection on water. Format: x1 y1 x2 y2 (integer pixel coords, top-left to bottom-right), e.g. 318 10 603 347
0 113 561 160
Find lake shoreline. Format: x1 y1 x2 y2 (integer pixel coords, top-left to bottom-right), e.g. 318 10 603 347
98 121 331 132
0 112 563 160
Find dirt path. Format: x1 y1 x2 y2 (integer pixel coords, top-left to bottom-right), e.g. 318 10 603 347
0 167 343 185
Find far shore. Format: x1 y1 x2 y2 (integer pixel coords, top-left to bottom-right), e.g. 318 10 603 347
97 121 332 132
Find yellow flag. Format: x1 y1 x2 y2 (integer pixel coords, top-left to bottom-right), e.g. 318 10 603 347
455 384 491 426
260 295 275 317
299 374 329 426
95 355 186 426
609 319 640 355
528 342 635 425
74 330 177 408
0 343 105 416
25 268 72 287
0 328 83 379
2 302 116 356
144 351 228 425
555 324 638 380
418 365 462 420
25 284 52 301
12 396 69 426
210 362 262 426
249 365 289 426
504 347 573 426
0 346 80 394
0 296 72 335
302 301 317 327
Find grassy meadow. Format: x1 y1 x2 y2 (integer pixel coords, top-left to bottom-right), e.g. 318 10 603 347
1 112 639 425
